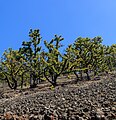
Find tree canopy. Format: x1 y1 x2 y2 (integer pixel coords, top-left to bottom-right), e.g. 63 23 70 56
0 29 116 89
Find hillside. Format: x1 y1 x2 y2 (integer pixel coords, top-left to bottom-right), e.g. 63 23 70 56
0 72 116 120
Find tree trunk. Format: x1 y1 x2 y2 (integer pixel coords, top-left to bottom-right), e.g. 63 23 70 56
94 70 97 76
85 70 91 80
21 74 24 89
30 74 37 88
74 71 79 82
6 76 17 90
51 75 58 87
80 71 83 80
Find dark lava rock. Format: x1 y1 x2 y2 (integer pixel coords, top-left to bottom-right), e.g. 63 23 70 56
0 74 116 120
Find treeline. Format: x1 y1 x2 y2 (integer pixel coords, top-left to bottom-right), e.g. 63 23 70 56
0 29 116 89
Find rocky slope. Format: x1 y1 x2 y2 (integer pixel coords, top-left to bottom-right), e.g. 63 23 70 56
0 73 116 120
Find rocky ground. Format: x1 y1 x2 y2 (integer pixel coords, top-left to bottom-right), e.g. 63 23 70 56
0 73 116 120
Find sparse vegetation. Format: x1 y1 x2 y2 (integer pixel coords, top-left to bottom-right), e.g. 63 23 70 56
0 29 116 119
0 29 116 89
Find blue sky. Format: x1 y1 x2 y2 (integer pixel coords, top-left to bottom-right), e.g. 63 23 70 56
0 0 116 56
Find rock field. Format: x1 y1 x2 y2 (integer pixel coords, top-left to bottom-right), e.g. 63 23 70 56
0 73 116 120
